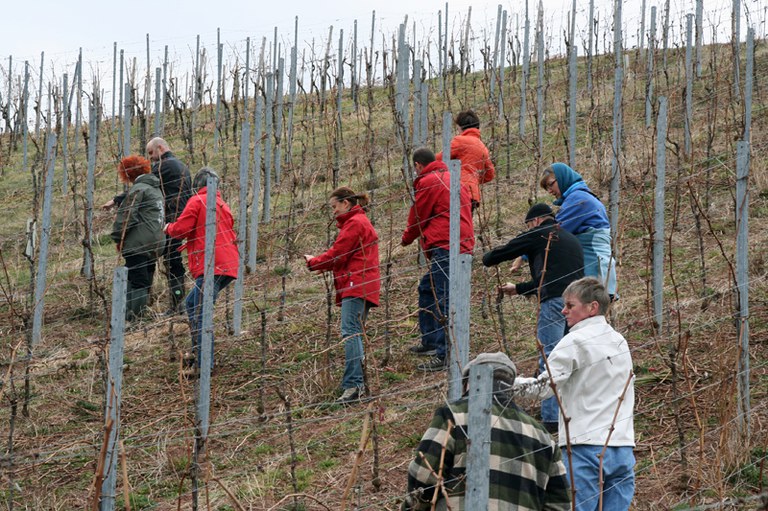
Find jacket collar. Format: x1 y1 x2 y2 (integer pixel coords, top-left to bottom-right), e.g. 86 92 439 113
569 314 608 332
459 127 482 139
195 186 220 199
335 204 364 227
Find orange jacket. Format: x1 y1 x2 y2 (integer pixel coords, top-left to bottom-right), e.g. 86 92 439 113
436 128 495 203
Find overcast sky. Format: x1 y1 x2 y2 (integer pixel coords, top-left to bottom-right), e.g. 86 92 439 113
6 0 734 63
1 0 749 95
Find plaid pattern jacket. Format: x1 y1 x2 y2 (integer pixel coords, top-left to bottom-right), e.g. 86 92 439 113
406 396 570 511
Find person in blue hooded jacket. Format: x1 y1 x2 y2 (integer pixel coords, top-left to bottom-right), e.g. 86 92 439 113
540 162 618 298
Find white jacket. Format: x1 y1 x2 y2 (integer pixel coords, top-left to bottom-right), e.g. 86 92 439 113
514 315 635 447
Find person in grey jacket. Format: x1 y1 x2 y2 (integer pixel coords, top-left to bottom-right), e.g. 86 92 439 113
110 155 165 321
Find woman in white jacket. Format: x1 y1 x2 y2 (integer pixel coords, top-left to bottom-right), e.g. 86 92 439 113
514 277 635 511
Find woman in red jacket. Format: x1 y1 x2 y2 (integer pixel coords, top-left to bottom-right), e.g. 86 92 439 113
164 167 239 369
304 187 380 404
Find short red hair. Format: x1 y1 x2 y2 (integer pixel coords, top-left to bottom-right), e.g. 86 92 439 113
118 155 151 183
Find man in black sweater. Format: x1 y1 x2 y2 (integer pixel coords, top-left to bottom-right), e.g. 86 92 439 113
103 138 192 313
482 203 584 433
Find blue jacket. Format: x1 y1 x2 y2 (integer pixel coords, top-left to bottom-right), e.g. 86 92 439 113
550 163 609 234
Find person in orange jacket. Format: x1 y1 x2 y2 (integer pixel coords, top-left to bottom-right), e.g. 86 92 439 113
436 109 495 210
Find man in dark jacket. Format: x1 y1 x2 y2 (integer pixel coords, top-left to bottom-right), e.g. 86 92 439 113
482 203 584 432
104 138 192 313
146 138 192 312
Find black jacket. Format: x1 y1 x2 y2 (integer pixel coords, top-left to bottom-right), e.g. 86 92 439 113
482 218 584 302
114 151 191 222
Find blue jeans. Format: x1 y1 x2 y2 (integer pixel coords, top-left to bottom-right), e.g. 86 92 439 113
417 248 450 359
539 297 566 424
340 297 370 389
186 275 235 367
563 445 635 511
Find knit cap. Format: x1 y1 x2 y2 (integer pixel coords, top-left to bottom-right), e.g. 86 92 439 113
524 203 554 222
462 352 517 383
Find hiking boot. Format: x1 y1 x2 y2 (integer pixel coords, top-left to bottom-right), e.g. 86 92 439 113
164 277 186 316
182 352 197 378
409 344 437 356
417 356 446 372
335 387 361 404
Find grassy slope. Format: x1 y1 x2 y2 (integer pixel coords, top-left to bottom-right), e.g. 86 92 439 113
0 41 767 510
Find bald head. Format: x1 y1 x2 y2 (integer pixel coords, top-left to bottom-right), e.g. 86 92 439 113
147 137 170 162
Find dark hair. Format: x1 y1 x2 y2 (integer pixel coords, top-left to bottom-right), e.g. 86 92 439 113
118 155 151 183
193 166 220 191
412 147 436 167
455 110 480 130
330 186 370 208
563 277 611 316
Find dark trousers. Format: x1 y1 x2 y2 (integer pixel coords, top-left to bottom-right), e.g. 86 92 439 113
123 253 154 290
147 235 186 292
417 247 450 359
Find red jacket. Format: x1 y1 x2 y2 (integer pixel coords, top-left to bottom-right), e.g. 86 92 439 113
401 160 475 255
436 128 495 203
307 206 381 307
166 187 240 279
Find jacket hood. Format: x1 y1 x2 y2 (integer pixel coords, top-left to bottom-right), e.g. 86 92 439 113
195 186 221 199
416 159 448 179
135 173 160 187
551 163 582 194
550 162 584 206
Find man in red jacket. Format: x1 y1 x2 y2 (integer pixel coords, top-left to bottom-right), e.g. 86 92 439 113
402 148 475 371
436 110 495 210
